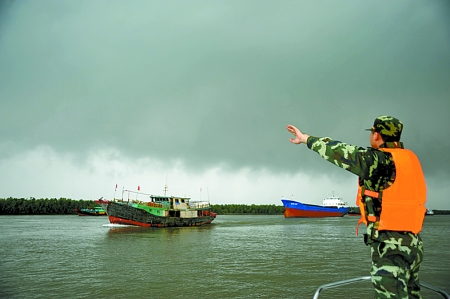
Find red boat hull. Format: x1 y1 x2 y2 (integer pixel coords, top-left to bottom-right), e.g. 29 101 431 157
284 208 347 218
108 215 215 227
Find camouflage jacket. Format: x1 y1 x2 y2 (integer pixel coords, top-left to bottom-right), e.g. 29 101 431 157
307 136 421 246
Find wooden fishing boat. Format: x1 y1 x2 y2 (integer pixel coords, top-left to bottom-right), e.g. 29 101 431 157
96 187 216 227
75 206 107 216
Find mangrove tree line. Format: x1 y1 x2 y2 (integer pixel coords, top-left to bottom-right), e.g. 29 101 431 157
0 198 286 215
2 198 448 215
0 197 96 215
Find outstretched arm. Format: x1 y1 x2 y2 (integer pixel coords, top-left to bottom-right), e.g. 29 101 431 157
286 124 310 144
286 124 378 179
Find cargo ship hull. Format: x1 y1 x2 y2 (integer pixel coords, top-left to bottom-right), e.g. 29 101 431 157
282 199 349 218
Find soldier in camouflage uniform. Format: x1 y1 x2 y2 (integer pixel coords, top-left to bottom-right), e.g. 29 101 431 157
286 116 425 299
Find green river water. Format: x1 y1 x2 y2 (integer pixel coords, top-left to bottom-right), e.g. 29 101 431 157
0 215 448 298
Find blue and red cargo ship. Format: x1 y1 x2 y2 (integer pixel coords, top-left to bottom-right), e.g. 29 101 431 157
282 195 349 218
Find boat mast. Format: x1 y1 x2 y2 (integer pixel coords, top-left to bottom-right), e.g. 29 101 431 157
164 173 169 196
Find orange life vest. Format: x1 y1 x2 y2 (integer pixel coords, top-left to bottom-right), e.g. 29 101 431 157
356 148 426 235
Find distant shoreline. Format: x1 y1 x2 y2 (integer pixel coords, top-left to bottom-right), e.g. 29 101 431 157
1 198 450 215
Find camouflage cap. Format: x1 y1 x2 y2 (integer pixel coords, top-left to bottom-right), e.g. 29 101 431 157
366 116 403 139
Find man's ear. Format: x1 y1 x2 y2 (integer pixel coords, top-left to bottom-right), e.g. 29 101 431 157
374 132 384 142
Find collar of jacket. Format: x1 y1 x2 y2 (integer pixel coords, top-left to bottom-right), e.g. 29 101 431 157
380 141 404 149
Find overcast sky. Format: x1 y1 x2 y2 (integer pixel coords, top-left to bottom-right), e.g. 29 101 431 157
1 1 449 208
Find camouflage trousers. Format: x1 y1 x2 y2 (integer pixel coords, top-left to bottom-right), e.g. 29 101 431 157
370 238 424 299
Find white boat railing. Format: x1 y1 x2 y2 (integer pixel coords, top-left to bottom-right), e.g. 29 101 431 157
189 201 211 209
312 276 450 299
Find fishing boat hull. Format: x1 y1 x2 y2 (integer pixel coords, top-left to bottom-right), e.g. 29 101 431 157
282 199 349 218
75 207 107 216
347 212 361 216
347 208 361 216
96 199 216 227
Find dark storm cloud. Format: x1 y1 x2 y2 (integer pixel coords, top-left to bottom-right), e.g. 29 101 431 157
0 1 449 180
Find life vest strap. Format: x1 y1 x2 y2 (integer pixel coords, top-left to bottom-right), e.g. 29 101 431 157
364 189 381 199
367 215 379 222
356 215 380 236
355 217 364 236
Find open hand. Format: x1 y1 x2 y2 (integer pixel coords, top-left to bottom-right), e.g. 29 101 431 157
286 124 309 144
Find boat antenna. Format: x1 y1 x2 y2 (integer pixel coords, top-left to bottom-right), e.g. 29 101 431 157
113 183 117 200
164 173 169 196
